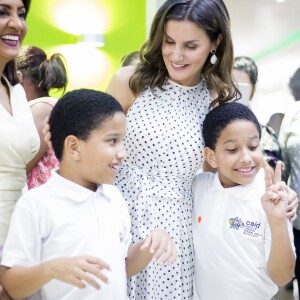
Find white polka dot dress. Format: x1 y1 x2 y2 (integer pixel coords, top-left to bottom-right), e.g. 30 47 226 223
115 79 210 300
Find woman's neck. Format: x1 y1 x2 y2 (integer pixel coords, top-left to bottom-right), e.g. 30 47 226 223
21 78 48 101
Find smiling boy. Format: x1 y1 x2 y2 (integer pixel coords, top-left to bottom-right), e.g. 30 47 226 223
192 102 295 300
0 89 176 300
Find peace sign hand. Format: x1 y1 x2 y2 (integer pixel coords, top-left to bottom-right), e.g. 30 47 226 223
264 161 299 221
262 161 289 220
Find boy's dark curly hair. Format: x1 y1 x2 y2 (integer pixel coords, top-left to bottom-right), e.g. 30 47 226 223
203 102 261 150
49 89 124 160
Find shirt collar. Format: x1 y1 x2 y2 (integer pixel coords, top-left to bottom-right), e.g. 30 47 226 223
47 170 111 203
210 169 265 201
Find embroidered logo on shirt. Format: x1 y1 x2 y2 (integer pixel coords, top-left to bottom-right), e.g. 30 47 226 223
229 217 262 238
197 216 202 223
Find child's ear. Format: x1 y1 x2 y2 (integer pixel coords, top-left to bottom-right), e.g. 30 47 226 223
204 147 218 169
64 135 81 160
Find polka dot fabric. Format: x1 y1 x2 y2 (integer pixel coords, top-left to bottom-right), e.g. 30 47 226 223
115 79 210 299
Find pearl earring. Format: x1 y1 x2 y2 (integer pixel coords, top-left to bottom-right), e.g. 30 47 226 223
210 49 217 65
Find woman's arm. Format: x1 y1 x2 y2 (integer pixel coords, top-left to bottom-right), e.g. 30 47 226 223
106 66 137 113
26 101 54 173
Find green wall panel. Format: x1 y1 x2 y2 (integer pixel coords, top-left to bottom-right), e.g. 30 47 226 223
24 0 146 91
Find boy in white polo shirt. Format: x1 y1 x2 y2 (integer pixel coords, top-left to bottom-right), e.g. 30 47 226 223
192 102 295 300
0 89 176 300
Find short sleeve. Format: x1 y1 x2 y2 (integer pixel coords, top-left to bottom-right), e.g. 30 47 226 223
1 196 42 267
122 202 132 258
118 190 132 258
109 186 132 258
192 172 213 204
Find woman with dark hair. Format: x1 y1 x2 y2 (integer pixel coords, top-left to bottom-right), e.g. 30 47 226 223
16 45 67 189
0 0 38 253
106 0 238 298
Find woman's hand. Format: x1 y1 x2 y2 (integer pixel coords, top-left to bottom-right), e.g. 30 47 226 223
286 186 298 222
42 116 52 149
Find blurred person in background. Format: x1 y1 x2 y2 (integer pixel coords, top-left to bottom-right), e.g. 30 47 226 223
233 56 283 173
121 51 140 67
279 66 300 295
16 45 67 189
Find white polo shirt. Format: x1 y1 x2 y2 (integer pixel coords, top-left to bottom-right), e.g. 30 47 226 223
192 170 294 300
1 171 132 300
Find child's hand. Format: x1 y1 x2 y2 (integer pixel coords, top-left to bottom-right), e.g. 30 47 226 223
47 256 110 290
262 162 289 219
140 229 177 266
42 116 52 149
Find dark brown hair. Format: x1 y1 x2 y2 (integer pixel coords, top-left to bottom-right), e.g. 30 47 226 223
16 46 68 96
289 67 300 101
130 0 238 107
4 0 31 85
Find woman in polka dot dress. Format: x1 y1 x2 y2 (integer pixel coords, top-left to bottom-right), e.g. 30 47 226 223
107 0 238 299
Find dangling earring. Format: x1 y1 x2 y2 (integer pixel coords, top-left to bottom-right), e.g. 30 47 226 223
210 49 217 65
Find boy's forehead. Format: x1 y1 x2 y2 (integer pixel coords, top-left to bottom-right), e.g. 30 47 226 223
94 112 126 133
218 120 260 142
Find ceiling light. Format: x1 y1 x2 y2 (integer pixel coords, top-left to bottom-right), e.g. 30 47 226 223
76 34 105 47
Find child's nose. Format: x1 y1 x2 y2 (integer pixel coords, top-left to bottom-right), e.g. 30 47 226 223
240 152 252 163
117 146 126 160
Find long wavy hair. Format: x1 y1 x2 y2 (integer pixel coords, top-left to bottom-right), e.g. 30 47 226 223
130 0 239 107
4 0 31 86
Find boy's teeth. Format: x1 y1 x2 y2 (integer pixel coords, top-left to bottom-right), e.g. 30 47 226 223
238 168 252 172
